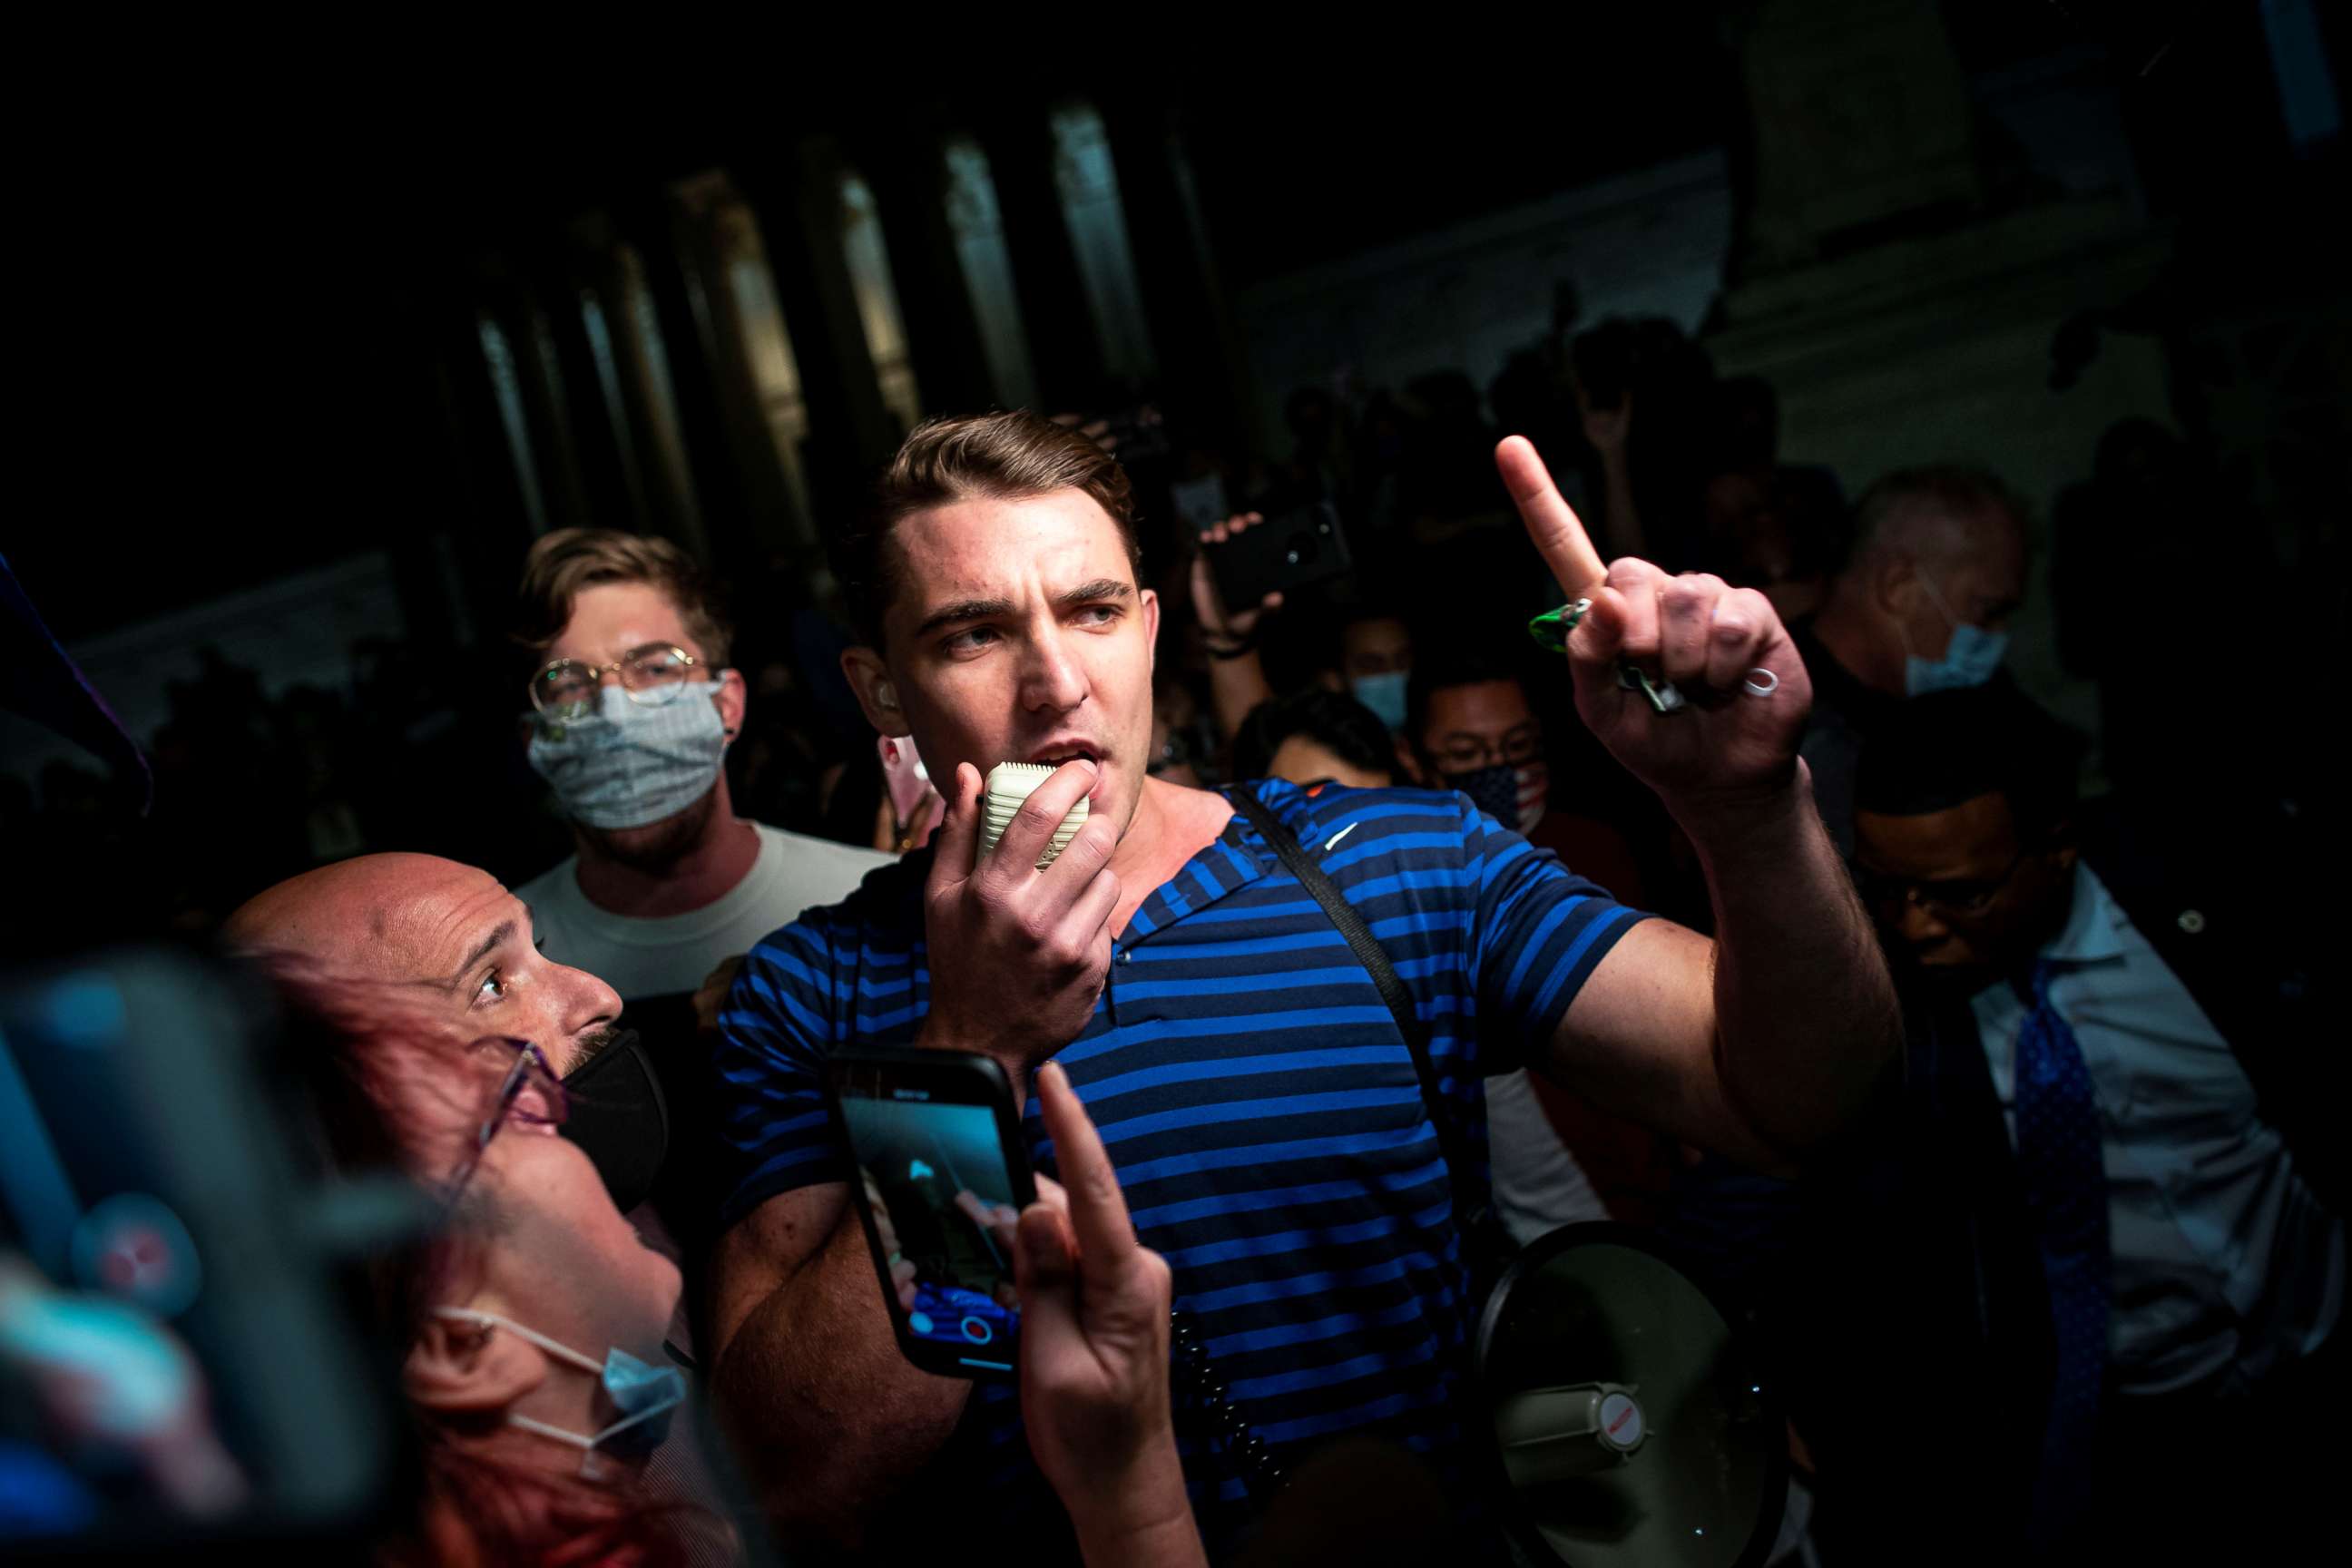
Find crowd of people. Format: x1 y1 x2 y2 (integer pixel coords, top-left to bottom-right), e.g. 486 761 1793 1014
3 307 2343 1567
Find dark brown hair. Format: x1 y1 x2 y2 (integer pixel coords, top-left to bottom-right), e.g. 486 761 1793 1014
513 529 732 668
834 411 1142 648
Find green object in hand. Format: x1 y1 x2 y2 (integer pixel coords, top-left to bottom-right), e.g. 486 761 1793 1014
1527 597 1690 714
1525 598 1592 653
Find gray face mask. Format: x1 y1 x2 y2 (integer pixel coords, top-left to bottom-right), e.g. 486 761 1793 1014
527 681 728 830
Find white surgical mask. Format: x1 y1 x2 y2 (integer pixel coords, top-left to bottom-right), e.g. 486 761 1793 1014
432 1306 686 1477
526 681 728 829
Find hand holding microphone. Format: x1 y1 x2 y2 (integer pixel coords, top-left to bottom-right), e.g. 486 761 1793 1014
917 760 1121 1086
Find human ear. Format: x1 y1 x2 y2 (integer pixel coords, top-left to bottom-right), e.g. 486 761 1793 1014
713 667 749 740
1875 557 1924 621
841 647 910 738
404 1311 546 1416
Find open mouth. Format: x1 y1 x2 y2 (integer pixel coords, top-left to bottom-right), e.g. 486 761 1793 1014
1026 742 1102 768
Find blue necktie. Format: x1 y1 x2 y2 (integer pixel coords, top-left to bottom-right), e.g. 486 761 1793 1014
2014 958 2110 1544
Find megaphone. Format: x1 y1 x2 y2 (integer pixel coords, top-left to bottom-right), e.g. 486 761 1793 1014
1475 1223 1787 1567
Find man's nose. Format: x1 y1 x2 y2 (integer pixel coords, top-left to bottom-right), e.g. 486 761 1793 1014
560 962 623 1040
1898 897 1948 949
1020 626 1090 713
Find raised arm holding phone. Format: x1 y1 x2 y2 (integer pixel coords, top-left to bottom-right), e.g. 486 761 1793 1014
706 413 1896 1559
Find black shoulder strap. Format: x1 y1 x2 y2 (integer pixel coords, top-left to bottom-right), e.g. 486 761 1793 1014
1225 786 1484 1216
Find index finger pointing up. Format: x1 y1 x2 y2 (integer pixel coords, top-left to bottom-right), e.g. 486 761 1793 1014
1495 436 1608 599
1035 1060 1139 1269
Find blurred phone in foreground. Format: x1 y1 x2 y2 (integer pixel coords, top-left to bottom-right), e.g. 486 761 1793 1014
0 950 405 1553
825 1045 1035 1381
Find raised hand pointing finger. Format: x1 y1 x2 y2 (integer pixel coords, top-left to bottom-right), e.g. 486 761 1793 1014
1494 436 1607 601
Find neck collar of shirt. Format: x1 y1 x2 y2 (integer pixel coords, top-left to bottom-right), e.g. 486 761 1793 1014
1115 786 1285 948
2043 859 2131 968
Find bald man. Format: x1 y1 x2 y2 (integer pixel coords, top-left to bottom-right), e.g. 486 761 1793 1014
1797 465 2040 857
224 853 624 1077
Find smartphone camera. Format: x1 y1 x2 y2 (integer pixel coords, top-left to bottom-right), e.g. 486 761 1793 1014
825 1046 1036 1381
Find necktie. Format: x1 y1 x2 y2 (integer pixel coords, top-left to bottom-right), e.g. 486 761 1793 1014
2014 958 2111 1545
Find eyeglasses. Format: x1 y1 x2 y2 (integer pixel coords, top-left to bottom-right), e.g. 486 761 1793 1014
440 1038 567 1203
1854 849 2029 919
1429 724 1543 773
527 644 700 717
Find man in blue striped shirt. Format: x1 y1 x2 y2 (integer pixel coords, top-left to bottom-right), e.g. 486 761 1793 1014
707 413 1898 1558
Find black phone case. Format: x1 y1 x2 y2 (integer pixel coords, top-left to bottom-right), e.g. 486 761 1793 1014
824 1044 1037 1382
1208 500 1353 609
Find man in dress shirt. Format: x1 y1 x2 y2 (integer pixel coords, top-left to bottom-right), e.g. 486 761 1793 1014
1829 688 2342 1560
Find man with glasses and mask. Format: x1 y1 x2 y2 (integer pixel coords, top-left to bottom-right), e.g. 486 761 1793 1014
512 530 891 1007
1796 465 2041 857
1792 689 2344 1562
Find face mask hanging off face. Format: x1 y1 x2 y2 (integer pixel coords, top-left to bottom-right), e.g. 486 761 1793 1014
1444 761 1549 834
1903 572 2009 697
527 682 728 830
430 1307 686 1478
1351 671 1409 731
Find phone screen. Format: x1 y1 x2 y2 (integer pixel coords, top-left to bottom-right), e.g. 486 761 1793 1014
837 1091 1026 1374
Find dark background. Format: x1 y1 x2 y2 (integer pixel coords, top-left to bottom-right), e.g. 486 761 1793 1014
5 0 2345 946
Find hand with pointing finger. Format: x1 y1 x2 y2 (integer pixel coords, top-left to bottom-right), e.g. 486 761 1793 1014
1495 436 1812 814
1016 1062 1202 1567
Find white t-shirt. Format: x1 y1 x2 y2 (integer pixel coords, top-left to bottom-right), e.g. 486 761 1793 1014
514 823 895 1002
1485 1067 1610 1246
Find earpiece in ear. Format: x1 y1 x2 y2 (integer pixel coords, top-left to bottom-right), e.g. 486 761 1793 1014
877 681 899 710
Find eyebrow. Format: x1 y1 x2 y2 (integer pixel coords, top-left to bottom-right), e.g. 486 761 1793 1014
912 581 1132 640
449 921 515 993
1055 579 1132 611
915 597 1014 640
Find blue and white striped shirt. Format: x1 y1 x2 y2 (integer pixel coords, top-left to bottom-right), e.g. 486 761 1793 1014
712 780 1651 1552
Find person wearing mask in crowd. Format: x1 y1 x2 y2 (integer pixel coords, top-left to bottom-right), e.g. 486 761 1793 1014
225 857 1211 1568
510 532 896 1323
511 530 893 1009
1187 511 1416 745
1795 466 2035 856
1795 690 2343 1562
1401 650 1677 1230
707 412 1898 1556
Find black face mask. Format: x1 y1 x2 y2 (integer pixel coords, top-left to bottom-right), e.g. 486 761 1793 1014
559 1031 670 1215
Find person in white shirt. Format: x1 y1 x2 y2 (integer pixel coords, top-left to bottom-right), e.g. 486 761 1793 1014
508 531 895 1355
509 529 892 1006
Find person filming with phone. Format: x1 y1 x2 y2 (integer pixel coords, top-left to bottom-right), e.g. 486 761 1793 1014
707 412 1898 1558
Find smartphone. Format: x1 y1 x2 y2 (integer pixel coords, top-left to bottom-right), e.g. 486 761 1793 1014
0 950 400 1551
825 1044 1036 1380
1208 499 1353 610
